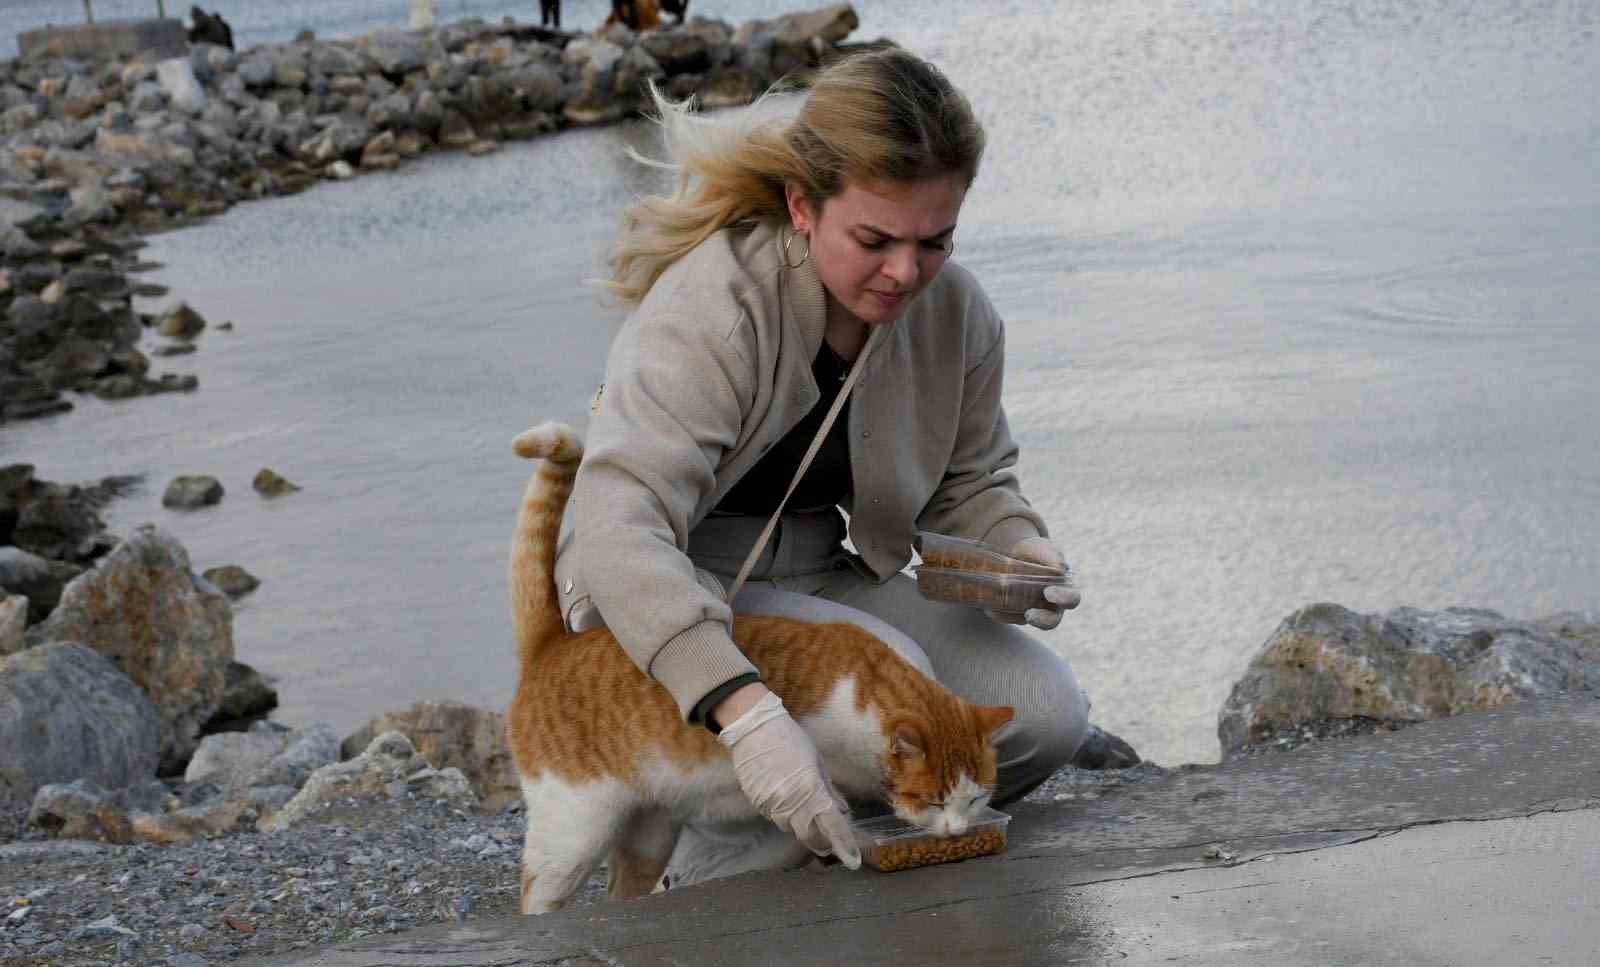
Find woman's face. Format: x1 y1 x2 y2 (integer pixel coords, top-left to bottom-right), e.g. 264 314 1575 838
786 174 967 329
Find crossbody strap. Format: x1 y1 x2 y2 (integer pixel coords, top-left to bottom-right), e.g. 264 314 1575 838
725 322 889 603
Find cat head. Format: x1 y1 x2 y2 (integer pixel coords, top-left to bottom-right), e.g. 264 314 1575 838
880 703 1013 835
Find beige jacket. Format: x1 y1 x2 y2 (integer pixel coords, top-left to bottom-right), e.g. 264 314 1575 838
560 220 1048 719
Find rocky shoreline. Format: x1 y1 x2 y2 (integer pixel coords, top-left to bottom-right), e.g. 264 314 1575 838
1 3 869 423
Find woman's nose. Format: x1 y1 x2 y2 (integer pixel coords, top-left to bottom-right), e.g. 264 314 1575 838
881 244 919 288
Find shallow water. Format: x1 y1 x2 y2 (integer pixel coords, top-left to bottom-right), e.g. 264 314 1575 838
5 0 1598 764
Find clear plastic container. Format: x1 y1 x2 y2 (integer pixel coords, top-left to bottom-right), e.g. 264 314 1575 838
852 807 1011 872
914 567 1067 620
914 532 1065 576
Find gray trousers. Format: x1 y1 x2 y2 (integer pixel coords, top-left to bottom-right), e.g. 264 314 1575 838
569 508 1091 886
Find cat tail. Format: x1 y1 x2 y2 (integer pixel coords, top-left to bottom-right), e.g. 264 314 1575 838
509 421 584 668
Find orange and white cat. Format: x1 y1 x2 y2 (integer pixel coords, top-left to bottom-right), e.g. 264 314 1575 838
506 422 1013 913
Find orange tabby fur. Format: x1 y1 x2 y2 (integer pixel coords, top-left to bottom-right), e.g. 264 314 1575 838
506 421 1013 913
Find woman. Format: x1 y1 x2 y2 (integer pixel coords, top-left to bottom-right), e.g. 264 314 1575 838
553 48 1089 885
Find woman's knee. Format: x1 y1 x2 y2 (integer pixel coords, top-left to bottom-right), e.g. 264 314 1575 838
990 634 1092 779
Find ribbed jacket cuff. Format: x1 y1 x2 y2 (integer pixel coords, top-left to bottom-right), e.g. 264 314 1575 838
982 516 1046 555
649 619 760 722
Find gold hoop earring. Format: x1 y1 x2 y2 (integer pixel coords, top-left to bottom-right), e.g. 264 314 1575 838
782 228 810 269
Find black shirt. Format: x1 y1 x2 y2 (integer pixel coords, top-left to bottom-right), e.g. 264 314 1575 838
713 340 854 516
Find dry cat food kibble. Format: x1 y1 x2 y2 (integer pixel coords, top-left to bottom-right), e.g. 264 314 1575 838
914 532 1065 575
852 807 1011 872
912 533 1071 619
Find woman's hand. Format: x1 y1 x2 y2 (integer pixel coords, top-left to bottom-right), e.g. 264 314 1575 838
715 689 862 869
988 536 1080 630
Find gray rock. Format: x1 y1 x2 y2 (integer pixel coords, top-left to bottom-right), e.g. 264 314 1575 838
61 266 130 299
162 475 224 509
508 63 563 112
0 643 161 810
642 30 712 75
26 777 178 842
1069 724 1142 771
731 3 860 48
366 91 414 130
129 81 167 113
64 184 117 225
208 659 279 724
310 43 373 77
184 721 339 793
262 731 477 831
341 701 519 810
0 547 84 623
201 564 259 598
236 52 279 88
365 31 432 76
29 527 234 772
252 467 300 496
0 596 24 656
1217 603 1600 757
154 302 207 338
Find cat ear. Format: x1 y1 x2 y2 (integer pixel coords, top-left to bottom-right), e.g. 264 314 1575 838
973 705 1015 740
891 723 926 760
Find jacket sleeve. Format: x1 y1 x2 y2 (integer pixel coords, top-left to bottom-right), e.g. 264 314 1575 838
570 307 760 720
915 295 1049 553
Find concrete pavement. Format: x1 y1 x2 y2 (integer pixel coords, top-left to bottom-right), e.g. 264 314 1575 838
247 696 1600 966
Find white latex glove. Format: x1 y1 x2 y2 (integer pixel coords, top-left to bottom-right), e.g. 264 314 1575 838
718 692 862 869
987 536 1081 630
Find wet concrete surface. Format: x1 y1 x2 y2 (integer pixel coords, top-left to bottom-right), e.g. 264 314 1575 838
248 696 1600 966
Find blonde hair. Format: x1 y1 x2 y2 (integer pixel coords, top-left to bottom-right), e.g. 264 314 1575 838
604 48 986 306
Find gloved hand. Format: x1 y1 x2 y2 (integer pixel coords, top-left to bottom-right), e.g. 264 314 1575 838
718 691 862 869
987 536 1081 629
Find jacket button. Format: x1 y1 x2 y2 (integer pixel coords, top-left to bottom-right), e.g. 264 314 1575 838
861 430 871 438
871 498 881 505
563 579 574 595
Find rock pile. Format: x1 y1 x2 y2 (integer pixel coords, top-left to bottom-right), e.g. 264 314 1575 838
2 4 866 423
1217 602 1600 757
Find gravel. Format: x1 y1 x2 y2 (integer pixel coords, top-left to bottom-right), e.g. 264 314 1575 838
0 793 545 966
0 763 1169 966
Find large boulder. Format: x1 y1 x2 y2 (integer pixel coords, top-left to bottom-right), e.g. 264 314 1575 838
0 642 162 810
341 701 518 810
29 526 234 773
1217 604 1600 757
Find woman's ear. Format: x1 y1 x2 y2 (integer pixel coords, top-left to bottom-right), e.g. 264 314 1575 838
784 182 814 234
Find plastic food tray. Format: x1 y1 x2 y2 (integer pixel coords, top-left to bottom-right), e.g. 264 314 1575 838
913 531 1069 620
914 567 1066 619
914 532 1065 576
851 807 1011 872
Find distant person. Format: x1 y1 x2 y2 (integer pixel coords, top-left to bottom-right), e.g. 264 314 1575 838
540 0 560 29
604 0 660 32
660 0 689 24
188 6 234 50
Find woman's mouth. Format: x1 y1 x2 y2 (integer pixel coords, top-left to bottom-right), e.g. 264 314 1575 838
868 290 905 309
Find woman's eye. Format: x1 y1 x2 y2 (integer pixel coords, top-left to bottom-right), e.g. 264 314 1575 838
924 239 952 253
858 238 887 250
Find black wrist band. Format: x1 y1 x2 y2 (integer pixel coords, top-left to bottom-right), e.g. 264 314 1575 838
691 672 764 735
